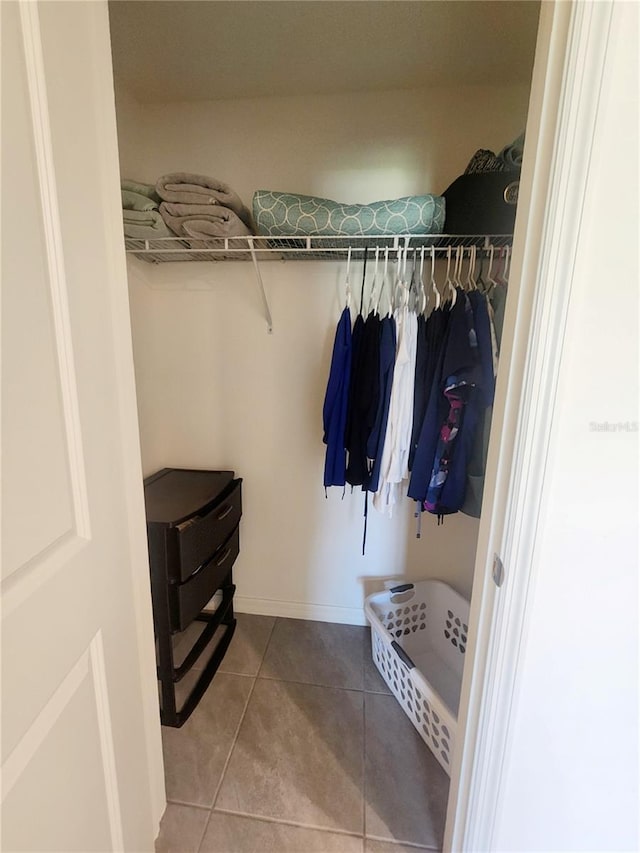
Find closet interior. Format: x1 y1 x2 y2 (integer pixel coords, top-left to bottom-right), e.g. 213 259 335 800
108 1 540 849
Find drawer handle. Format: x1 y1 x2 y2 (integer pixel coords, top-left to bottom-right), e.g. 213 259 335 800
216 547 232 566
217 505 233 521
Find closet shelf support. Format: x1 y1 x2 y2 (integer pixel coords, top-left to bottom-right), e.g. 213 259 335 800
248 238 273 333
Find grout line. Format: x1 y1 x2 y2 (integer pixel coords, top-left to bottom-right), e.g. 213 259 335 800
166 798 210 811
195 672 259 853
208 673 259 812
255 615 278 677
256 673 365 693
193 806 212 853
211 806 365 839
198 616 278 851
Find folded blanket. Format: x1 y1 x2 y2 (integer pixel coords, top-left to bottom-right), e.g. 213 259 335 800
122 189 160 213
159 202 252 240
121 179 161 205
123 209 172 239
156 173 253 229
253 190 445 237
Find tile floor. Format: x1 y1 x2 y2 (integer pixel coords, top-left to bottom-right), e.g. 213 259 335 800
156 614 449 853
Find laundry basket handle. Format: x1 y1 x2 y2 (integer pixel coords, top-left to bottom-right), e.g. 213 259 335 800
391 641 416 670
388 583 414 594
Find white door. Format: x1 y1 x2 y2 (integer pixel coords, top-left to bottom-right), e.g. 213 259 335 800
1 2 163 850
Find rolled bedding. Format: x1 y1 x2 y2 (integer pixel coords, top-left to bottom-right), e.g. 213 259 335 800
156 172 253 230
252 190 445 237
159 201 252 241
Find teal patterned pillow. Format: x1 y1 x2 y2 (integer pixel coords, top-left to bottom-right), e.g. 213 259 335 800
252 190 445 237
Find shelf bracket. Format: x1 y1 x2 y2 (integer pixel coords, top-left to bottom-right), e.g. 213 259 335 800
248 238 273 333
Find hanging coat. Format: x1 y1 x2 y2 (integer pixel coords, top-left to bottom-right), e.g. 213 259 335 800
425 290 494 515
345 312 381 487
367 314 396 493
409 313 428 472
408 290 478 505
460 292 498 517
409 306 450 471
373 305 418 516
322 306 352 488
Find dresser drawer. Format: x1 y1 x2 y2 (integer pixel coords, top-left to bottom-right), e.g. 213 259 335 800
175 479 242 582
171 526 239 633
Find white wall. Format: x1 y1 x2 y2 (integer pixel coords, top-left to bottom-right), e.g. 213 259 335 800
118 83 531 620
113 82 146 182
493 3 639 848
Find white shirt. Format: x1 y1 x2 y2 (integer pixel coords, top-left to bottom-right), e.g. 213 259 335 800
373 303 418 516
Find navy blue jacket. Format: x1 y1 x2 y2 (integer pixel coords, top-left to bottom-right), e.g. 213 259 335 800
322 307 352 487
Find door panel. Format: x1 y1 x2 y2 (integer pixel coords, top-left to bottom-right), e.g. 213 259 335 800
1 2 161 850
2 640 114 852
1 0 76 580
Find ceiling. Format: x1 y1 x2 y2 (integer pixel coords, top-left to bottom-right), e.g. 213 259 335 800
108 1 540 103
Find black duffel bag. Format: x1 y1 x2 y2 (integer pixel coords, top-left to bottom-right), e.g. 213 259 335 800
442 169 520 235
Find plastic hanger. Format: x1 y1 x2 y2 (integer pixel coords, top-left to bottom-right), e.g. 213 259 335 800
466 246 476 290
494 246 507 287
393 245 407 311
359 247 369 315
454 246 464 288
444 246 457 307
458 246 466 288
408 249 418 311
485 245 498 293
418 247 427 314
345 247 353 309
475 249 487 292
379 247 390 316
430 246 441 310
503 245 512 284
368 247 380 315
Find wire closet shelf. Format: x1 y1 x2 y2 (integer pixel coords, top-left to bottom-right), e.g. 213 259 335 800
124 233 513 263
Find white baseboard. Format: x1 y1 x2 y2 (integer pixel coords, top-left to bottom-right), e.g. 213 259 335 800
233 596 368 627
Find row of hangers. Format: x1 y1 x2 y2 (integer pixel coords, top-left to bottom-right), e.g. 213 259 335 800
345 244 511 316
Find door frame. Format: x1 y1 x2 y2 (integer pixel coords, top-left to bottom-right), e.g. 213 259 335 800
444 1 617 849
91 0 167 831
96 0 617 843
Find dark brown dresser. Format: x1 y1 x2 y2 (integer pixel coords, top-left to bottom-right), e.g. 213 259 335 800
144 468 242 727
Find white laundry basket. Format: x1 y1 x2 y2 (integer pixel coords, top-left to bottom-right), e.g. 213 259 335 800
365 579 470 775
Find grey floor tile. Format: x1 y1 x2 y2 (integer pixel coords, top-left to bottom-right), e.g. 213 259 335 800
365 839 436 852
259 618 366 690
200 811 363 852
162 673 253 808
216 679 364 833
220 614 276 676
172 615 275 678
364 630 392 695
154 803 209 853
364 694 448 849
